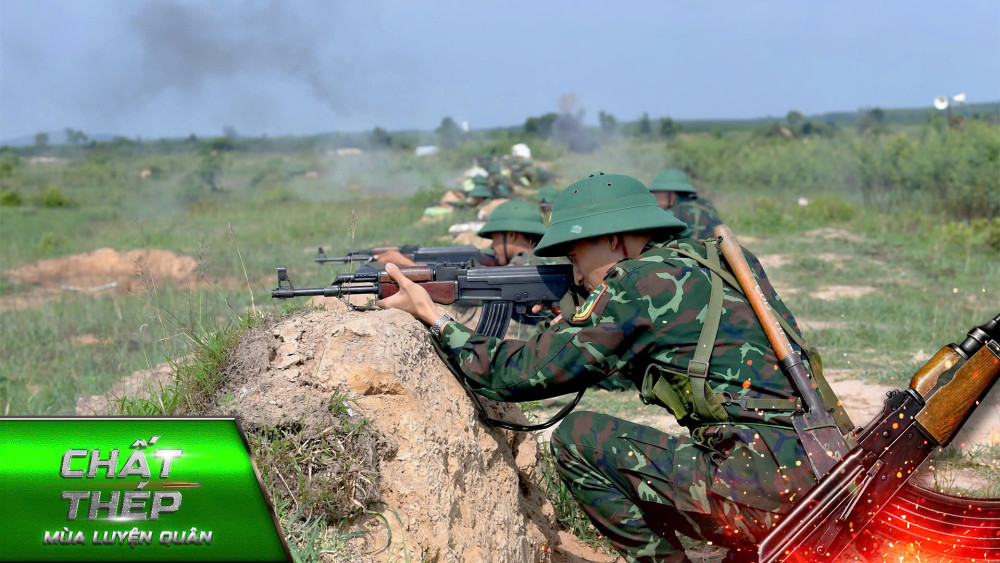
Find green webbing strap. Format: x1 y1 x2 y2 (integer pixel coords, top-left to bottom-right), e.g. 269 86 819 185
670 244 853 430
686 240 727 422
669 246 808 346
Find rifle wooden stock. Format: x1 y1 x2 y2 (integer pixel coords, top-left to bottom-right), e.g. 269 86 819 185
909 345 963 396
916 340 1000 445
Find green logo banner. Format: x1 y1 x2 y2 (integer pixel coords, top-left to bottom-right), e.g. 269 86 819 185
0 417 291 562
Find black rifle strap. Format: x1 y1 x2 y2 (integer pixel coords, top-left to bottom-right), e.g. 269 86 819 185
427 329 585 432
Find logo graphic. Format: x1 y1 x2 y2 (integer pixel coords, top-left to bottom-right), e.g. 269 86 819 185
0 418 291 562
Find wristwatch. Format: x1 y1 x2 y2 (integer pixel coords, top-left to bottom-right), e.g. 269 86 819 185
430 313 455 337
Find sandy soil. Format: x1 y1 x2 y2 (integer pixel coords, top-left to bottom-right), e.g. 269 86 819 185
809 284 877 300
2 247 260 311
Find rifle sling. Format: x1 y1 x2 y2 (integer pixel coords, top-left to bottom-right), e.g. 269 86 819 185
427 326 585 432
687 239 728 423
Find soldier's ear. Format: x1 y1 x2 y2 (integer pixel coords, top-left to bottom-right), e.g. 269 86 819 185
607 234 623 251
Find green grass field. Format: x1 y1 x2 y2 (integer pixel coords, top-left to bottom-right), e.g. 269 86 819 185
1 124 998 558
7 125 996 415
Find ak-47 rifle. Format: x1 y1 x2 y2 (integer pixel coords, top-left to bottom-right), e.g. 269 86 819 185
270 263 572 339
758 312 1000 562
315 245 499 267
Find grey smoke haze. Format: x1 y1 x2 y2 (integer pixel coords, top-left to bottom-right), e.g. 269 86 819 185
124 2 363 116
2 0 998 140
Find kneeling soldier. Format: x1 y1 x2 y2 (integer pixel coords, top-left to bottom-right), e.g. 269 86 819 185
379 173 850 563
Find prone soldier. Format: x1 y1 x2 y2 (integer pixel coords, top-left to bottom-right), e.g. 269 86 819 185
485 164 513 199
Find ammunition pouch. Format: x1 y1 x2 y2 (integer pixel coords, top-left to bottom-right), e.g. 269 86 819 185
640 362 729 426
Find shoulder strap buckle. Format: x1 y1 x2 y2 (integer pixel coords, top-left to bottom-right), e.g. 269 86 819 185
687 359 710 377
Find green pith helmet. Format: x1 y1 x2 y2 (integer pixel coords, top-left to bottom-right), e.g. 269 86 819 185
537 186 559 203
486 164 500 174
468 183 493 198
648 167 696 194
477 199 548 238
534 173 687 257
472 174 488 185
522 159 533 166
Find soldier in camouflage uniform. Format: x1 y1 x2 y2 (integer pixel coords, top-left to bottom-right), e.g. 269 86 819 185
478 199 627 389
485 164 513 199
379 173 850 563
475 153 494 169
476 199 547 266
649 168 725 240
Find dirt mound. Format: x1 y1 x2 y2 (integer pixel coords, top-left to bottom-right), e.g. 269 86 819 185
6 248 201 297
809 284 876 300
757 253 850 271
210 308 599 562
75 361 177 415
477 198 510 221
757 254 792 270
804 227 866 243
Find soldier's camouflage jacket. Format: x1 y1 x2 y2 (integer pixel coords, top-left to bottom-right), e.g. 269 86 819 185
670 195 724 241
441 238 834 513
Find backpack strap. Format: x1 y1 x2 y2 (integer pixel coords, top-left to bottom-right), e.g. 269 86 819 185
670 243 855 433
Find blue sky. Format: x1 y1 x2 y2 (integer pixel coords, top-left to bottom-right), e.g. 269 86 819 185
1 0 998 140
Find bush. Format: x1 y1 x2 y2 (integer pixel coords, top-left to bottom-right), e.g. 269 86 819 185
254 184 296 204
445 134 566 169
852 121 999 220
935 217 1000 251
668 122 998 223
37 231 65 253
36 187 78 208
792 193 858 223
729 196 796 234
0 151 19 176
0 189 23 206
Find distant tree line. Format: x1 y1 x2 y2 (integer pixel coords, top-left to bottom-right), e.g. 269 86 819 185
5 101 997 159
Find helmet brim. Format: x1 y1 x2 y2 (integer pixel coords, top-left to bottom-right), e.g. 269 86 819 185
534 205 686 257
648 180 696 194
477 219 548 238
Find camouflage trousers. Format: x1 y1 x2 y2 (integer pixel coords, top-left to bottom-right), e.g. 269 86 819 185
551 411 777 563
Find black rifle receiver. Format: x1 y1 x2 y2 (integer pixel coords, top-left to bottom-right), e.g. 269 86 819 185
315 245 498 266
